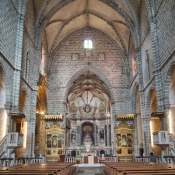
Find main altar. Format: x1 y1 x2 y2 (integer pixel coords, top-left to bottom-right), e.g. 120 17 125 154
80 132 98 163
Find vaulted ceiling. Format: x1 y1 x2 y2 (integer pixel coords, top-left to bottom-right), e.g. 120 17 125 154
68 71 110 108
34 0 141 56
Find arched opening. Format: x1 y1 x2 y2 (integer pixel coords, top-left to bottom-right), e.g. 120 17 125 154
169 67 175 135
82 122 94 145
0 65 7 139
19 90 26 113
150 90 161 155
65 70 112 156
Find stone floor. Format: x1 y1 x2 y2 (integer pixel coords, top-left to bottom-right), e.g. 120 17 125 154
76 167 103 175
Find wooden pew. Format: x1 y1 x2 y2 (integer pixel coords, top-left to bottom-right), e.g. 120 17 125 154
101 162 175 175
0 162 77 175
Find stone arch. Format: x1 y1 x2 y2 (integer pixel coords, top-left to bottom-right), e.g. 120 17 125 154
131 81 140 113
0 61 11 107
81 121 94 143
164 61 175 106
37 0 137 41
49 27 129 80
63 65 115 102
49 11 127 54
18 89 27 113
34 0 140 67
145 87 157 119
51 27 126 58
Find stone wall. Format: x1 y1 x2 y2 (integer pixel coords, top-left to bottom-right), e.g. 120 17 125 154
47 28 132 115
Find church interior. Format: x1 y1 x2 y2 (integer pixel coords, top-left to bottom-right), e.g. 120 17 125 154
1 0 175 170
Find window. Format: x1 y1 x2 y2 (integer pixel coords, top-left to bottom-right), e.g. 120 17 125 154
146 51 151 81
84 39 93 49
40 45 46 75
25 51 30 81
130 47 137 77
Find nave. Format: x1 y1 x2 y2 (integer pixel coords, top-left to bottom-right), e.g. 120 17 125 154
76 167 102 175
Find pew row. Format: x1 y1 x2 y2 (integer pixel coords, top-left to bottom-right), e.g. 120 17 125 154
100 162 175 175
0 162 77 175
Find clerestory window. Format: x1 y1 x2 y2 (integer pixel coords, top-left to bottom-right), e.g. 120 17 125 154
84 39 93 49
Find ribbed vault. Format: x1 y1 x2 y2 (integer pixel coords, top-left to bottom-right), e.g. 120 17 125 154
34 0 141 56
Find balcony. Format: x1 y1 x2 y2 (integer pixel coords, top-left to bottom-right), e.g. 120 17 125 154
7 132 23 148
153 131 169 147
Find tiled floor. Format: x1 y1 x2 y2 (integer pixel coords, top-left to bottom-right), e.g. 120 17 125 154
76 167 103 175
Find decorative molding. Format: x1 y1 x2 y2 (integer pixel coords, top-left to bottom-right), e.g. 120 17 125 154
44 114 64 120
116 113 134 119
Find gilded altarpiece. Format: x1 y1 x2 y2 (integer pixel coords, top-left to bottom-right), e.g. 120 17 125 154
45 123 64 157
36 115 65 158
115 121 134 161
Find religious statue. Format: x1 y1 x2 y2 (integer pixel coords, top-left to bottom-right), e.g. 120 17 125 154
99 129 104 140
52 136 57 148
71 130 76 143
117 134 121 147
127 135 132 147
122 135 127 147
83 132 92 152
83 132 92 143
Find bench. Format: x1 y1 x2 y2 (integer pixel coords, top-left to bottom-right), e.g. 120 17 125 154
0 162 77 175
101 162 175 175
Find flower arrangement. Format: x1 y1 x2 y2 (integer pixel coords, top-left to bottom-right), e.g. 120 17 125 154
76 155 81 163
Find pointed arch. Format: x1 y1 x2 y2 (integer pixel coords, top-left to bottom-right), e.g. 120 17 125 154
63 66 115 102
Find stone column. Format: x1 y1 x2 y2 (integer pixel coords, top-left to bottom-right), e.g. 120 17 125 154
145 1 164 109
137 113 143 146
169 105 175 135
133 114 139 156
10 1 28 111
142 117 150 156
110 102 116 156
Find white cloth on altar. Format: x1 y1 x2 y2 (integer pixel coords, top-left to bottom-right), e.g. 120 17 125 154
88 155 94 164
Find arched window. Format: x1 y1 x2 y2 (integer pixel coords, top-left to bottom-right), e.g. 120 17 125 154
146 51 151 81
19 90 26 113
84 39 93 49
130 47 137 77
25 51 30 81
40 45 46 75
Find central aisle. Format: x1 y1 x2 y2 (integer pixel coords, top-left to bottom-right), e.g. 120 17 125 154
76 167 102 175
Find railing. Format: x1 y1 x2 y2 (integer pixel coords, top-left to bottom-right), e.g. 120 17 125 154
153 131 169 146
0 157 43 166
7 132 23 148
163 156 175 164
168 133 175 155
0 135 7 157
65 156 116 163
104 156 116 162
135 156 162 163
65 156 76 163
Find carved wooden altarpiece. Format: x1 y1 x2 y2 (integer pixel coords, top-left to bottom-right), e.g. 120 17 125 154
37 115 65 159
115 114 134 161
